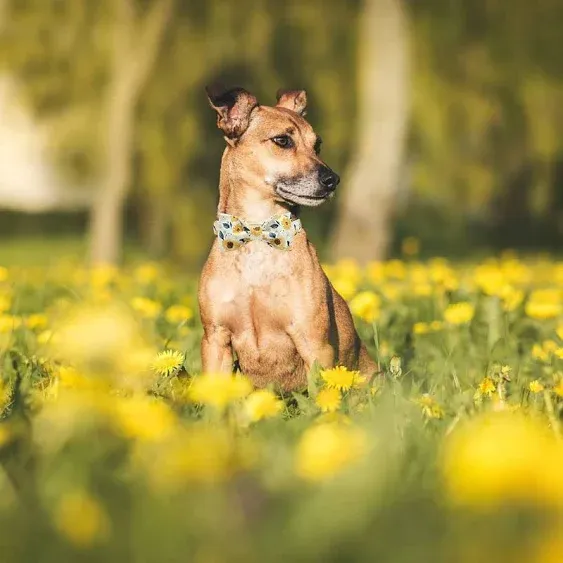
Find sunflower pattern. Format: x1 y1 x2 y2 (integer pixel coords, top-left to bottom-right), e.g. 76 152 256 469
213 212 302 251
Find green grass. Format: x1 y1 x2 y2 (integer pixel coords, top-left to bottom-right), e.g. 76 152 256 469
0 255 562 562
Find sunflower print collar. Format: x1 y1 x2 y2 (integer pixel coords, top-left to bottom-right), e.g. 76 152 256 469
213 212 302 251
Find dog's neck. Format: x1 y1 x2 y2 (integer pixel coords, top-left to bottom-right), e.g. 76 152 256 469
217 151 299 223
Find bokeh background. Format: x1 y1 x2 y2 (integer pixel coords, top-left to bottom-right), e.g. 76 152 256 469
0 0 562 267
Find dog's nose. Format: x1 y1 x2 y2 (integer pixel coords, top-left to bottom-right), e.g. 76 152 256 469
319 167 340 191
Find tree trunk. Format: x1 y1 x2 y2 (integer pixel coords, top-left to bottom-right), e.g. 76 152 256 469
89 0 174 265
331 0 410 263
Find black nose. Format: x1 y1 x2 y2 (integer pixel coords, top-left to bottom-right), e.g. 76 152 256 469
319 167 340 191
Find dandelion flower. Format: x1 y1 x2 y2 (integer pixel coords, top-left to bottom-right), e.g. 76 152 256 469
315 388 342 413
413 322 429 335
320 366 358 392
53 490 110 548
165 304 193 325
130 297 162 319
25 313 48 331
349 291 380 323
189 373 252 410
525 289 562 320
414 394 444 419
244 390 283 422
529 380 544 394
444 302 475 325
442 412 563 507
478 377 495 397
151 350 185 377
295 423 367 481
532 343 549 362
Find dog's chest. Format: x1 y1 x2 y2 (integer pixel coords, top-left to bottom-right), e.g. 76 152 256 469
234 242 295 288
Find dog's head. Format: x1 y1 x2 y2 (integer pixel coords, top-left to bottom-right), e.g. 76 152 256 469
206 85 340 207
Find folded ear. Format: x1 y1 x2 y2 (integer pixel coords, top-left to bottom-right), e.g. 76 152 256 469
205 84 258 140
276 89 307 116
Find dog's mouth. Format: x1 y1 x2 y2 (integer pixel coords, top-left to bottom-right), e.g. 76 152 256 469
275 186 331 207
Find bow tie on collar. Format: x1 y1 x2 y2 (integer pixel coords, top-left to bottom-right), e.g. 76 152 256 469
213 212 302 251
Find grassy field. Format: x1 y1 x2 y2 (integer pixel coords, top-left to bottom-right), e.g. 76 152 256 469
1 249 563 562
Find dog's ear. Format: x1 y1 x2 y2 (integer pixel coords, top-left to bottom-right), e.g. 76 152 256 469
206 84 258 141
276 89 307 116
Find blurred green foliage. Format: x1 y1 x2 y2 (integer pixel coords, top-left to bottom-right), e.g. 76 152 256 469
0 0 562 261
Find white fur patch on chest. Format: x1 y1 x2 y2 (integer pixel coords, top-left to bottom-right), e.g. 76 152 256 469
235 242 293 287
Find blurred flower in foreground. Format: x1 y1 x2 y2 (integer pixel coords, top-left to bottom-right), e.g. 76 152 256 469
525 289 562 320
442 412 563 508
444 302 475 325
189 373 252 411
244 390 283 422
130 297 162 319
349 291 380 323
529 380 545 394
53 490 110 548
295 423 367 481
165 304 193 325
139 426 237 490
114 396 176 442
320 366 358 392
50 304 145 374
315 388 342 413
151 350 185 377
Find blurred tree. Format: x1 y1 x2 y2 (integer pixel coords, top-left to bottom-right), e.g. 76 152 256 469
0 0 174 265
331 0 410 263
89 0 174 264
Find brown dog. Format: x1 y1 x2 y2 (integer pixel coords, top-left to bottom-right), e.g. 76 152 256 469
198 86 377 390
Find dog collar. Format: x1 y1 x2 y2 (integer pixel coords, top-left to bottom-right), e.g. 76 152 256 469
213 212 302 251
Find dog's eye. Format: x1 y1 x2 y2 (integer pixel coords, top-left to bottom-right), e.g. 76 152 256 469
272 135 294 149
314 137 323 155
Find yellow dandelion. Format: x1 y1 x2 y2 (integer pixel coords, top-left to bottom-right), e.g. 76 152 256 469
414 394 444 419
295 423 367 481
134 263 160 284
331 277 358 301
25 313 48 331
532 344 549 362
442 412 563 508
320 366 358 392
315 388 342 413
130 297 162 319
164 304 193 325
525 289 562 320
244 390 283 422
529 380 545 394
555 348 563 359
444 302 475 325
151 350 185 377
478 377 496 397
189 373 252 410
349 291 380 323
553 376 563 398
413 322 429 335
53 490 110 548
114 396 176 442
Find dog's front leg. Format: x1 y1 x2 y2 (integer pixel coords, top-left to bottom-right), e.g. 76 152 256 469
287 324 335 373
201 325 234 374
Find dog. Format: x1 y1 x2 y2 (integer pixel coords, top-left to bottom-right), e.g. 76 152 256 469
198 85 378 390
